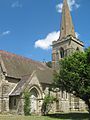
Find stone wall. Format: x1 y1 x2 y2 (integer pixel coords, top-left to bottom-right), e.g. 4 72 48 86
0 65 87 115
0 66 19 113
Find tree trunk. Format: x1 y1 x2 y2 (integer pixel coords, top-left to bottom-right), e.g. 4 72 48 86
85 99 90 114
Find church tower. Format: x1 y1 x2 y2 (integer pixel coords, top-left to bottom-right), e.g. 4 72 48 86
52 0 84 69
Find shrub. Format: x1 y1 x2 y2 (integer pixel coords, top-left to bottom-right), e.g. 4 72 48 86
24 90 31 115
41 95 55 115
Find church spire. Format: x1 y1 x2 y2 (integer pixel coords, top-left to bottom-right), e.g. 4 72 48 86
60 0 76 40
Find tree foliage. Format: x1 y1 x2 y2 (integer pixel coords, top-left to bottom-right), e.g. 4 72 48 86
24 90 31 115
41 94 55 115
54 47 90 113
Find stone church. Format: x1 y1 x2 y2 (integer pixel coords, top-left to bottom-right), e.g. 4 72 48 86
0 0 86 115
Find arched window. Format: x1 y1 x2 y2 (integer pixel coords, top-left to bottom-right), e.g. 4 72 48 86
76 47 79 51
61 90 64 98
30 88 38 98
60 47 64 58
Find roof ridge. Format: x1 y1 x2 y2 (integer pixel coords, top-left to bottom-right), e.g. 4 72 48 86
0 50 33 61
0 50 48 69
21 73 31 78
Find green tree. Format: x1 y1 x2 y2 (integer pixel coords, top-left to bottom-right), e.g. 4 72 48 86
24 90 31 115
54 47 90 114
41 95 55 115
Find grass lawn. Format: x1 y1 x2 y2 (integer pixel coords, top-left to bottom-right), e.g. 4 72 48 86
0 115 59 120
0 113 89 120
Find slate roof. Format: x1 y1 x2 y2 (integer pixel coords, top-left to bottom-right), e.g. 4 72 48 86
0 50 53 84
10 74 31 96
10 68 53 96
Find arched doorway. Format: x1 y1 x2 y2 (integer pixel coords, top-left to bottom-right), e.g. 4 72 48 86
30 86 42 114
30 88 38 113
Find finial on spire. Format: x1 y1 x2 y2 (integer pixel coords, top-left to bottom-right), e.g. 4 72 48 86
59 0 76 40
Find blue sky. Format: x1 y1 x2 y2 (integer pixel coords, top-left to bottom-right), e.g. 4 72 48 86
0 0 90 62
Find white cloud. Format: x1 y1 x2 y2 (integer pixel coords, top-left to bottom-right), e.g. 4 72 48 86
56 3 63 13
0 30 11 36
11 1 22 8
68 0 80 11
75 32 80 38
56 0 80 13
35 31 60 50
35 31 80 50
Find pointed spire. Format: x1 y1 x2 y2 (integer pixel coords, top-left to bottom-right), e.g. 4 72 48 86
59 0 76 40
